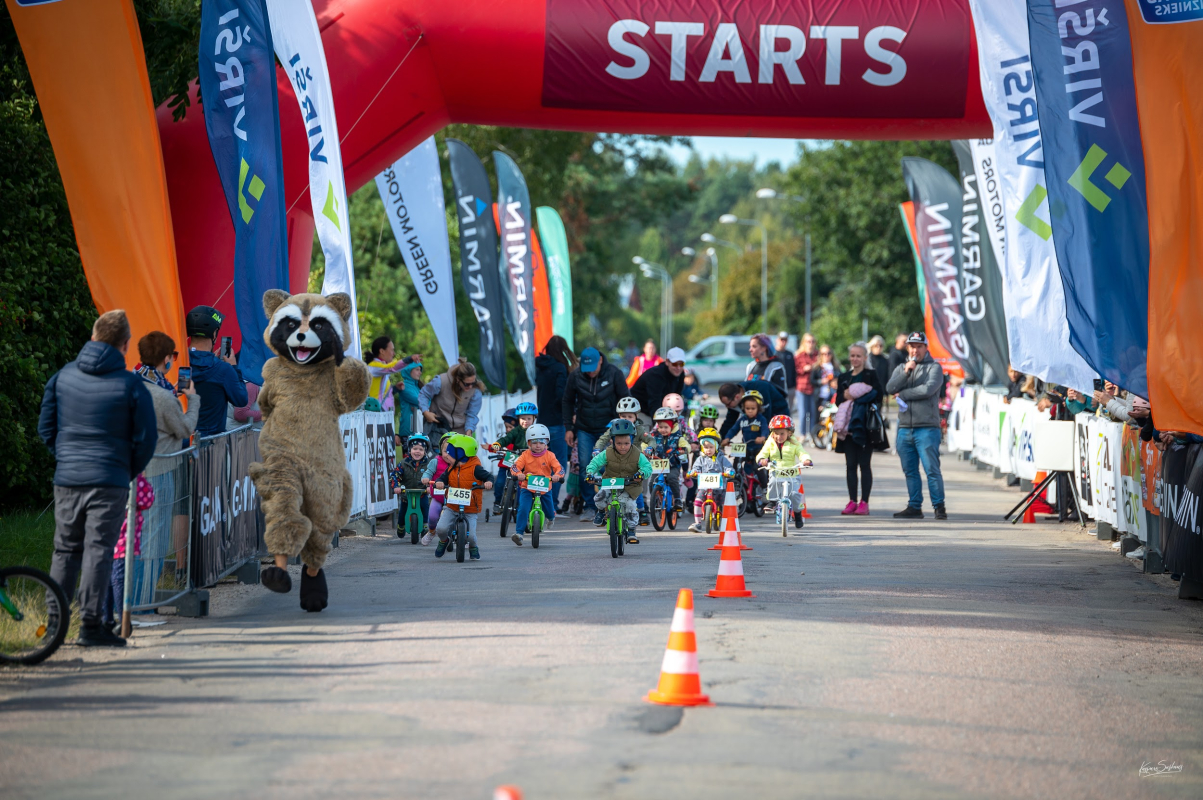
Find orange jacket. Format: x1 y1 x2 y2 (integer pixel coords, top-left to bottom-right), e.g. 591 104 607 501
626 354 663 387
511 449 564 488
442 456 491 514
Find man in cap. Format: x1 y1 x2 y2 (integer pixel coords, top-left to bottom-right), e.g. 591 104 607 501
562 346 630 516
885 332 947 520
186 305 248 437
631 346 687 418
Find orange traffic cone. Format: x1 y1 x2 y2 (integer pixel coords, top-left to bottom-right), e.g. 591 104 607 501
1022 504 1036 524
494 787 523 800
707 543 755 598
646 588 712 706
799 479 812 518
709 481 751 551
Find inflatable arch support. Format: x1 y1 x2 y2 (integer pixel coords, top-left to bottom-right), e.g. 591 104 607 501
158 0 989 350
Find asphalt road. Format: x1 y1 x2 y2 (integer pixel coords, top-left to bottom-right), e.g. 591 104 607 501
3 448 1203 800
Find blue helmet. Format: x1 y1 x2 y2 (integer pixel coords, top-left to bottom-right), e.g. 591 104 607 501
501 407 519 424
514 401 539 417
406 433 430 448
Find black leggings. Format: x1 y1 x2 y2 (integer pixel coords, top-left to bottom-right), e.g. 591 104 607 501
844 439 873 502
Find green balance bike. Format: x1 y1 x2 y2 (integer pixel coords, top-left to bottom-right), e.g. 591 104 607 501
522 474 553 548
398 487 427 544
593 477 632 558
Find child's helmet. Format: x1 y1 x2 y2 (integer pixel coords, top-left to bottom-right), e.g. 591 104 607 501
662 393 685 413
407 433 430 448
769 414 794 430
440 431 458 445
653 407 677 422
698 427 721 443
448 434 478 460
514 401 539 417
742 390 765 407
700 404 720 419
616 396 641 414
501 407 519 425
610 418 637 437
525 423 550 443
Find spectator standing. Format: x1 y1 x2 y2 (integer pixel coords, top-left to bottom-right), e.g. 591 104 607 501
136 332 200 453
834 343 886 515
886 332 946 520
38 310 157 647
794 333 820 438
887 333 909 381
394 360 423 440
626 339 664 387
868 336 892 393
185 306 248 438
536 335 576 508
419 358 483 437
366 336 419 412
747 334 789 397
774 331 797 408
562 347 630 516
810 345 841 411
631 346 687 417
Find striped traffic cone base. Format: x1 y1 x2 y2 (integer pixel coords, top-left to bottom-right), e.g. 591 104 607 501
710 481 752 551
707 544 755 598
646 589 713 706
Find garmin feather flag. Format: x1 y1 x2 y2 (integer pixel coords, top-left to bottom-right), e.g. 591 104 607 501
198 0 288 385
535 206 574 348
493 151 537 385
1027 0 1149 398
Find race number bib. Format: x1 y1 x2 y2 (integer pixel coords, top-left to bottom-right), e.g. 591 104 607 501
526 475 551 494
446 487 473 505
729 443 747 457
773 467 800 478
502 452 518 468
650 459 671 474
698 473 723 489
432 489 445 499
601 478 625 490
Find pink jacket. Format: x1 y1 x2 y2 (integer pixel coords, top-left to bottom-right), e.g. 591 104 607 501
834 383 873 438
115 475 155 559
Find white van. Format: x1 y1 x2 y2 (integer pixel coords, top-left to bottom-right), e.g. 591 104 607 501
684 334 798 387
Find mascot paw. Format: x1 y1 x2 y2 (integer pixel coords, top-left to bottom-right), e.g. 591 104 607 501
261 566 292 594
299 568 328 613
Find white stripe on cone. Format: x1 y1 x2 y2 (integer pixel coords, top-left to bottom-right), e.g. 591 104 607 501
670 607 694 632
660 648 700 675
718 558 745 576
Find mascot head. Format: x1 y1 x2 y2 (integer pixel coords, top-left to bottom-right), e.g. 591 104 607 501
262 290 352 367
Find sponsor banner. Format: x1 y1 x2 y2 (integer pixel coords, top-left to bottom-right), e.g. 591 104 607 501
375 137 460 366
972 388 1003 466
228 426 265 562
997 406 1013 475
447 140 507 390
530 229 555 353
1136 0 1203 24
535 206 575 348
493 151 538 385
542 0 971 119
198 0 289 385
1027 0 1149 398
191 428 262 587
968 139 1008 270
266 0 361 358
948 385 976 453
951 140 1010 385
1160 443 1203 579
1073 412 1095 517
6 0 186 370
1126 8 1203 433
1088 416 1122 528
1005 397 1037 481
1120 425 1147 541
899 201 927 315
340 412 368 518
900 202 964 379
966 0 1097 392
1142 438 1162 515
364 410 397 517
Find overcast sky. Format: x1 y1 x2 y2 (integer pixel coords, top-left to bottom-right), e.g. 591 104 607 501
665 136 814 167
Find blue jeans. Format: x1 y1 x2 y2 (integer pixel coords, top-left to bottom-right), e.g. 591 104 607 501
797 391 818 436
575 429 600 510
515 487 556 537
493 469 507 506
896 426 944 509
546 424 568 507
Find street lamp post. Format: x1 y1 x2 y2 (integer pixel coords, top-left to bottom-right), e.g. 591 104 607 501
718 213 768 332
632 256 673 350
684 246 719 309
757 188 811 332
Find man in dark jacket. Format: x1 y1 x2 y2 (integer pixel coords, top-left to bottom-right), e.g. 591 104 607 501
562 347 630 514
38 310 157 647
716 380 790 439
186 305 248 437
774 332 797 407
630 346 686 416
535 350 569 506
886 332 947 520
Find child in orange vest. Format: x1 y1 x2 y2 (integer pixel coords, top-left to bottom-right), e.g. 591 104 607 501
509 424 563 546
431 434 493 559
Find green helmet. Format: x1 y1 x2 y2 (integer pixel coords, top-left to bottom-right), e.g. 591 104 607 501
448 434 478 460
610 418 637 437
700 404 720 419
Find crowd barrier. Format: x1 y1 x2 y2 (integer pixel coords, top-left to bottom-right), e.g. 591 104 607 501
945 386 1203 579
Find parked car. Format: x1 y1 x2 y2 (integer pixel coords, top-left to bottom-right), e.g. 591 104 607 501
684 334 798 387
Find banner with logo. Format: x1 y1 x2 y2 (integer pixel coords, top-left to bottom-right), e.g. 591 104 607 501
1073 413 1095 517
535 206 575 348
375 137 459 366
447 140 507 390
948 384 976 453
900 202 964 379
6 0 186 370
966 0 1096 393
1126 8 1203 433
951 140 1010 386
1119 426 1147 541
363 410 397 517
1088 416 1122 528
972 389 1001 466
1141 438 1162 516
1004 397 1037 481
265 0 360 358
198 0 289 385
339 412 368 518
530 230 555 354
493 151 537 385
228 426 265 564
1027 0 1149 399
1160 443 1203 579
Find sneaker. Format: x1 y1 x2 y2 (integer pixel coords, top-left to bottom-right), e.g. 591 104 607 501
688 522 702 533
934 504 948 520
626 534 639 544
854 501 869 516
841 501 857 515
894 506 924 519
1125 546 1146 560
511 533 523 546
420 531 435 546
77 623 127 648
544 517 554 531
435 540 448 558
592 509 606 526
492 503 503 516
469 545 481 560
639 510 651 526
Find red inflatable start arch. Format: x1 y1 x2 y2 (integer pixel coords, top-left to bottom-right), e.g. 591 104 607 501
157 0 989 349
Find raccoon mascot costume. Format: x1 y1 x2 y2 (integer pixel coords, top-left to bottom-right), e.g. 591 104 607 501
250 289 369 611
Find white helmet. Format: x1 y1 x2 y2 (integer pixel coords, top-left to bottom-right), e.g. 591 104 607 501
616 396 641 414
653 406 677 422
525 423 550 443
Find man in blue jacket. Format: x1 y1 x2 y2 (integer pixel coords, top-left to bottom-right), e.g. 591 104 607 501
716 380 790 440
38 310 157 647
185 305 248 437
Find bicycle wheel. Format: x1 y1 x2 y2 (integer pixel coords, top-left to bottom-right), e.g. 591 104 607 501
531 513 541 549
651 487 666 531
780 502 789 537
704 504 713 534
499 481 514 539
409 513 420 545
667 501 679 530
455 520 467 562
0 566 70 666
617 525 625 555
751 485 764 518
609 507 620 558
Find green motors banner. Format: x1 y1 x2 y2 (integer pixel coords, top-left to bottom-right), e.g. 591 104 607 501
535 206 573 348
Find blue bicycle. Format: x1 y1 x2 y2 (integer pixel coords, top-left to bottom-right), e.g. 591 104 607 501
648 458 680 531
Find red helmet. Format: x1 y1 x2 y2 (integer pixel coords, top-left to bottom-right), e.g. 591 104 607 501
769 414 794 430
